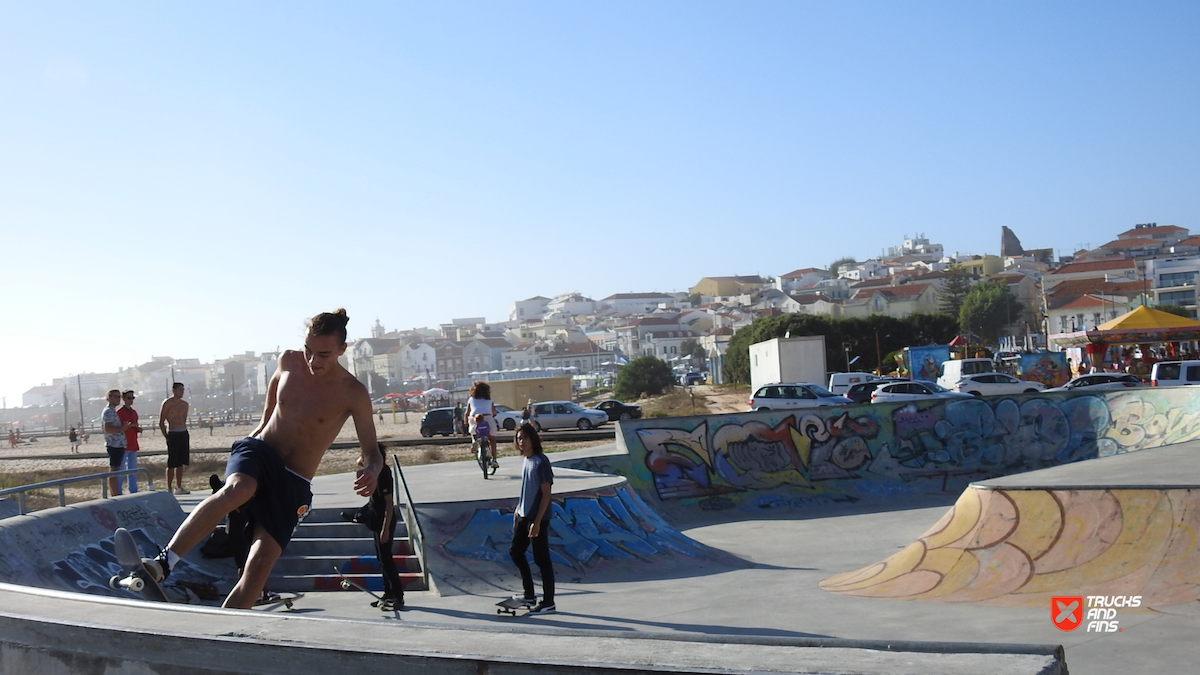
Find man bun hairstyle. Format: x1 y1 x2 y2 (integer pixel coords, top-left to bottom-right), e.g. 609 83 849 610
307 308 350 344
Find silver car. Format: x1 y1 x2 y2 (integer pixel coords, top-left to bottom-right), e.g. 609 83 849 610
529 401 609 431
1049 373 1144 392
749 383 853 411
870 380 973 404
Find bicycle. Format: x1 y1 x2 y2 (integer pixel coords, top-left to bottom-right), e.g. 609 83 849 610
472 436 497 478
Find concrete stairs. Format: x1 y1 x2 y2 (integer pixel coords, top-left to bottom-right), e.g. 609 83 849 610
267 507 426 594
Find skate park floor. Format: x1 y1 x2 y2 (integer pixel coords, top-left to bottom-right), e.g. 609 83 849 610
163 441 1200 675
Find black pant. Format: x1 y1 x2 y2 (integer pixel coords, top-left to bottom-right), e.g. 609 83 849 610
374 519 404 600
509 516 554 603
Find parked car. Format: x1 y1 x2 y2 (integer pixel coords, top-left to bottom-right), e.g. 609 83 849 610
1049 373 1144 392
936 358 996 389
529 401 609 431
419 407 455 437
749 383 853 411
591 399 643 421
828 372 887 396
1151 360 1200 387
952 373 1046 396
494 406 527 431
870 381 973 404
844 378 906 404
680 372 706 385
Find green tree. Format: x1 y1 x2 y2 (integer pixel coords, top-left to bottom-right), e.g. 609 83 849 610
958 280 1023 345
828 256 856 278
686 292 703 307
615 356 676 400
938 263 972 318
679 338 706 362
1154 304 1194 318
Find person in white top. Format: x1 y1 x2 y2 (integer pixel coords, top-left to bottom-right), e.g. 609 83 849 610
464 380 499 469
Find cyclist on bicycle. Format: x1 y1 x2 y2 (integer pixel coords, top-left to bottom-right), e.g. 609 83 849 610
465 381 500 470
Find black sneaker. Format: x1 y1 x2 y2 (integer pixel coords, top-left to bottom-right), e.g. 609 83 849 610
528 601 556 614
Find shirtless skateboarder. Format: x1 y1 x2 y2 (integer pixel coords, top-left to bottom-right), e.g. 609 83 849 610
143 309 383 609
159 383 191 494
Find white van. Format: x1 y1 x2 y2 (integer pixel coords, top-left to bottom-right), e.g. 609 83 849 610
937 358 995 390
1150 360 1200 386
828 372 885 396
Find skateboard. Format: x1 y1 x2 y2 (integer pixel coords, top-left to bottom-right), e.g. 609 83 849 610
109 527 170 603
496 596 533 616
256 590 303 610
332 566 386 599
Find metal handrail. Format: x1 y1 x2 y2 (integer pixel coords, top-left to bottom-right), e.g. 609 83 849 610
0 468 155 516
390 454 428 590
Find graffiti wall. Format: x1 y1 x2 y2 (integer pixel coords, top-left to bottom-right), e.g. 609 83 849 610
0 492 232 602
416 481 746 595
618 388 1200 515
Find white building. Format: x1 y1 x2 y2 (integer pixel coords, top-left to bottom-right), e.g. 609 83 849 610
599 292 678 313
509 296 550 322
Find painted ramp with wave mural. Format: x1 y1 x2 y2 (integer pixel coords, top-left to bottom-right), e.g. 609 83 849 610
819 441 1200 610
415 472 748 596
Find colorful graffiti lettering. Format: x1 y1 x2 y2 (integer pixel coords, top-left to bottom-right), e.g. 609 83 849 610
625 389 1200 508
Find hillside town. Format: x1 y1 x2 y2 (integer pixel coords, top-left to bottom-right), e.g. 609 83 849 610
17 222 1199 423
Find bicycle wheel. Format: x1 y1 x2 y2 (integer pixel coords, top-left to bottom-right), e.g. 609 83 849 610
474 439 489 479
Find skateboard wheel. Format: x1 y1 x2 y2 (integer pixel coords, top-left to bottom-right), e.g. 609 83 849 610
284 601 294 610
340 580 352 590
129 577 145 592
109 576 121 590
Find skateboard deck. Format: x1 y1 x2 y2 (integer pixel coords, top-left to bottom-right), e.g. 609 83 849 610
332 566 384 601
496 596 533 616
256 591 303 610
109 527 170 603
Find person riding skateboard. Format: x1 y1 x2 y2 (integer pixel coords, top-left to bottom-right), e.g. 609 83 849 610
508 423 555 614
143 309 383 609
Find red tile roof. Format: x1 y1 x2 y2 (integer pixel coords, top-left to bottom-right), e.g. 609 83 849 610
1118 225 1186 237
1049 259 1135 275
1099 238 1159 250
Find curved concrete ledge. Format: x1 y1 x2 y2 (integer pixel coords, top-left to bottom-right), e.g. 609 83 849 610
0 584 1066 675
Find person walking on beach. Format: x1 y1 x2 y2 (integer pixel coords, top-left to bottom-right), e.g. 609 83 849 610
508 423 555 614
68 427 80 453
117 391 143 493
102 390 133 496
159 383 191 495
142 309 383 609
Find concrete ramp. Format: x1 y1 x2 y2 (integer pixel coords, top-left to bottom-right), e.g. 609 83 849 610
399 460 747 596
0 491 235 602
819 441 1200 610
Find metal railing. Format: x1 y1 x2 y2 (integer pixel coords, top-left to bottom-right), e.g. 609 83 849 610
390 454 428 590
0 468 154 516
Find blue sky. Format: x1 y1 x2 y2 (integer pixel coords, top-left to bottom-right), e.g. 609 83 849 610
2 1 1198 403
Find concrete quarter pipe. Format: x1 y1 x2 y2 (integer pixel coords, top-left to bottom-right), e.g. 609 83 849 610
820 442 1200 610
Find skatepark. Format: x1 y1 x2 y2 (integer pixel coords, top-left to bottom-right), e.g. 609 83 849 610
2 387 1200 673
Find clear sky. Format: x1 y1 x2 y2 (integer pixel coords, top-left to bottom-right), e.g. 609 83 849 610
2 1 1198 404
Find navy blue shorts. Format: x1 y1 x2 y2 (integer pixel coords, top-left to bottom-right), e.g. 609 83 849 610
225 437 313 550
106 446 125 469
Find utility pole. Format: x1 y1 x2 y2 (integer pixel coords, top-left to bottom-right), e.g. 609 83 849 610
63 387 69 431
77 375 85 429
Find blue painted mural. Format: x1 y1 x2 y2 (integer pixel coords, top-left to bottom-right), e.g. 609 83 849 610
440 484 732 572
620 388 1200 513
